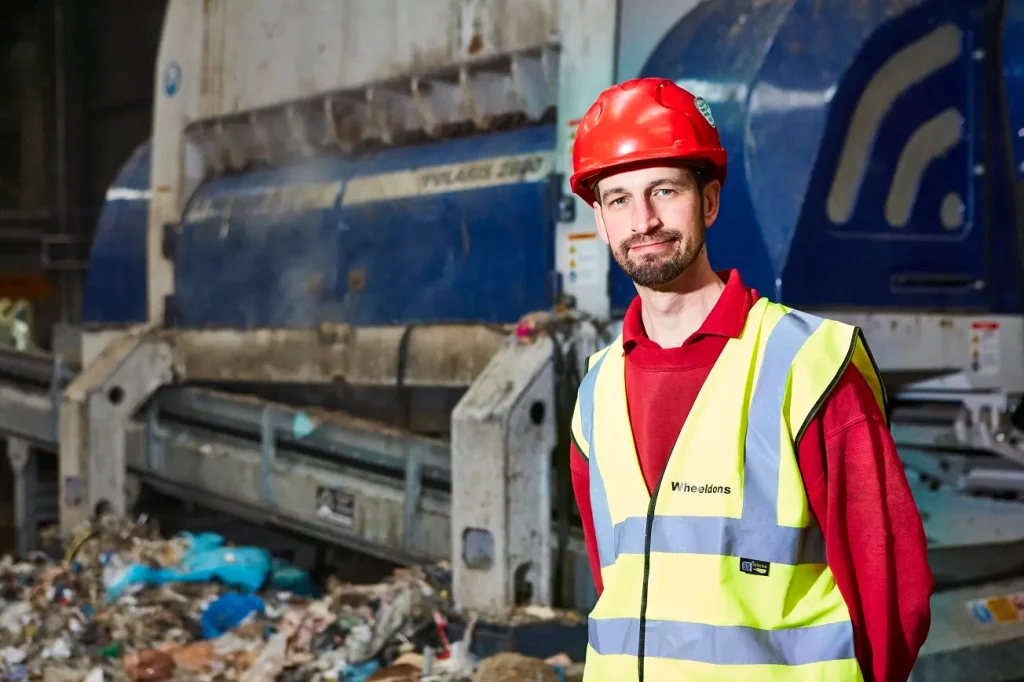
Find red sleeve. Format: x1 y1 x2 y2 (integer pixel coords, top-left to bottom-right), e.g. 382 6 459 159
570 441 604 596
797 365 934 682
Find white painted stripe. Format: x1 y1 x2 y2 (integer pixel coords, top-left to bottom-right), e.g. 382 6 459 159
105 188 153 201
885 107 963 228
341 151 554 206
181 151 554 223
826 23 963 226
184 180 343 222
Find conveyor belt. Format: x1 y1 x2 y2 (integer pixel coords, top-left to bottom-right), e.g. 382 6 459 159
0 347 587 571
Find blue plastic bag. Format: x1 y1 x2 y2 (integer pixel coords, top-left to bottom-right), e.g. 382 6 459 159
200 593 265 638
106 532 273 600
343 660 381 682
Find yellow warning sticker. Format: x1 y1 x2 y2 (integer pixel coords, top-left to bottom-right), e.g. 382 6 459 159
967 592 1024 626
987 596 1021 624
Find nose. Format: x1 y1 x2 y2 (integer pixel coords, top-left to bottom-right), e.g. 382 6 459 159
632 196 661 234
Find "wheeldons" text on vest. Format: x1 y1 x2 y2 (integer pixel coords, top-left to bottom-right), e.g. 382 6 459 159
670 482 732 495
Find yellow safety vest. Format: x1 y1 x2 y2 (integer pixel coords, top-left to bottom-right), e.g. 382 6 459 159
570 298 888 682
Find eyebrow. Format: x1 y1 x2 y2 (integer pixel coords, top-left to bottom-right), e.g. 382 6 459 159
600 177 686 200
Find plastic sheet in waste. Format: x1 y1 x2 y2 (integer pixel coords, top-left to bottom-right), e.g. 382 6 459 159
200 593 265 639
105 532 272 600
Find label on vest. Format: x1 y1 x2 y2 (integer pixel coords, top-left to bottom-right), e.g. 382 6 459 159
740 558 770 576
670 481 732 495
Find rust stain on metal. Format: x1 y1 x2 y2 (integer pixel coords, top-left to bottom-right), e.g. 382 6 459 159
347 269 366 293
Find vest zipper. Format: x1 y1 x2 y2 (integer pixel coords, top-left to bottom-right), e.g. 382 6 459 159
637 465 671 682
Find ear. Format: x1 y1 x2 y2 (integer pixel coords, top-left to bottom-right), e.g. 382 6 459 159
593 201 610 245
702 179 722 228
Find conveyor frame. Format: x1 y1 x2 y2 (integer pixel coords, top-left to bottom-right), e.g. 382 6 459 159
0 343 592 600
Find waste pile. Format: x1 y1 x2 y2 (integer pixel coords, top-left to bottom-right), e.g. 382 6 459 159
0 516 583 681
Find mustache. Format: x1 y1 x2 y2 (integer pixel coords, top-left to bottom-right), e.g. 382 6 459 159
620 230 683 250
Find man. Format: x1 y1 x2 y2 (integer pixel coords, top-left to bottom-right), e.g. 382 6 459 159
567 78 932 681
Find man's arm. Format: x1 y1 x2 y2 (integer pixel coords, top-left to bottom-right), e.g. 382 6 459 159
570 442 604 596
798 365 934 682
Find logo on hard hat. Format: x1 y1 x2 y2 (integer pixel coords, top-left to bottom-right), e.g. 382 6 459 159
694 97 716 128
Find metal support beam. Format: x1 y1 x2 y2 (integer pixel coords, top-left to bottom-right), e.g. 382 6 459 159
0 343 598 603
259 405 278 508
59 326 176 532
169 324 506 386
403 446 423 554
6 437 36 556
451 335 558 612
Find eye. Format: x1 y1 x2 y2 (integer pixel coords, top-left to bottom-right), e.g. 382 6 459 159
653 188 676 197
607 196 627 207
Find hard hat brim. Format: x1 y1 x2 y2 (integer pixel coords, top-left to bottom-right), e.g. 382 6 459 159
570 146 728 206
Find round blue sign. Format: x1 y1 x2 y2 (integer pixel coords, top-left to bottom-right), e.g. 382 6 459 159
163 60 182 98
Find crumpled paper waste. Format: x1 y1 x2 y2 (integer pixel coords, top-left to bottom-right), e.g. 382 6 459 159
0 515 577 681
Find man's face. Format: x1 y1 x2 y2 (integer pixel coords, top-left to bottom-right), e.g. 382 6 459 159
593 164 720 289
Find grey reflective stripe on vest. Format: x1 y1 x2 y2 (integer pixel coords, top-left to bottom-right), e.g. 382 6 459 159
581 310 828 568
742 310 823 528
581 350 617 569
610 513 824 565
589 618 856 666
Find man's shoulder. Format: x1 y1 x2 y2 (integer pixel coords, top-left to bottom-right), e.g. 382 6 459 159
817 362 890 432
754 301 861 368
759 300 856 332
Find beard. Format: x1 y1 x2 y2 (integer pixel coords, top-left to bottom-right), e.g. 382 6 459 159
612 217 707 289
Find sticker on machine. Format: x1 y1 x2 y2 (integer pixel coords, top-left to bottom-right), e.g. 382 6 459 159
967 594 1024 626
315 485 355 529
969 320 1000 376
566 231 600 287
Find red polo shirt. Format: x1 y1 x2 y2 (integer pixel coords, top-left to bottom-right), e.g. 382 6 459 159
569 269 933 682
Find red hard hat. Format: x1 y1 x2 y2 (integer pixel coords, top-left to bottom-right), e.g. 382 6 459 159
570 78 728 206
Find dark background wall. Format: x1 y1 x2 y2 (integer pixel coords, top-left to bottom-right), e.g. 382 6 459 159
0 0 166 552
0 0 166 335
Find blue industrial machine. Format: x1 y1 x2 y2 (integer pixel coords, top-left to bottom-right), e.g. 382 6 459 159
639 0 1024 314
85 0 1024 329
3 0 1024 678
86 128 559 327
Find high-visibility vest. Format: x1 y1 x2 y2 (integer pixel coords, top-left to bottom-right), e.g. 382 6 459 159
571 298 888 682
